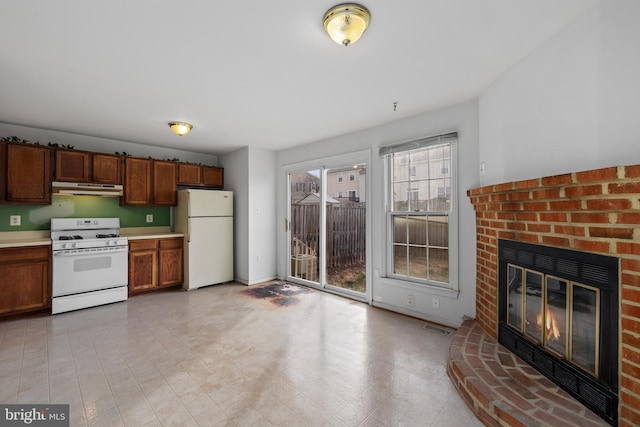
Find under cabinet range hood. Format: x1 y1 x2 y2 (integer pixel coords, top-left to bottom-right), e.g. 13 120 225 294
52 181 124 197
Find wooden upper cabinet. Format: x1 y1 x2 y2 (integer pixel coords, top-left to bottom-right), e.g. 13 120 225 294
176 163 223 188
177 163 202 186
152 160 177 205
123 158 177 206
92 154 122 184
123 157 152 205
3 143 51 204
202 165 224 188
55 150 90 182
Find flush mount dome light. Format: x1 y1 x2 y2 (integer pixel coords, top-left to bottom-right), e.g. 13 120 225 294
168 122 193 136
323 3 371 46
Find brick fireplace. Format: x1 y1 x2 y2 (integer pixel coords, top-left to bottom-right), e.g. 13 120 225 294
463 165 640 426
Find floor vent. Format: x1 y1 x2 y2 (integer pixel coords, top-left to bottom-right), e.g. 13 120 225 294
423 323 453 336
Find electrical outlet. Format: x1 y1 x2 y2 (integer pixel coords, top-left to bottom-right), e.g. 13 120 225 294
407 295 415 307
10 215 21 226
146 214 153 223
432 297 440 309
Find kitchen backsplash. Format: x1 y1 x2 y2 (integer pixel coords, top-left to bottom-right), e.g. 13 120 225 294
0 195 170 231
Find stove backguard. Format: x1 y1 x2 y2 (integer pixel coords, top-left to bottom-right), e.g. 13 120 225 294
498 240 619 426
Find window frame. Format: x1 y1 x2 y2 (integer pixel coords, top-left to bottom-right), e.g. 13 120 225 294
382 134 458 292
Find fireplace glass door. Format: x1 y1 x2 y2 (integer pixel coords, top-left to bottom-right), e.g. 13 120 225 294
506 263 599 378
545 276 568 357
570 284 600 376
524 270 543 342
506 265 523 331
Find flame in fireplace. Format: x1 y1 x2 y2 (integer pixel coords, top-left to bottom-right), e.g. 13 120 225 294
537 308 561 341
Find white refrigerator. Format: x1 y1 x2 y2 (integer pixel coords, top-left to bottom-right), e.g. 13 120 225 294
175 189 234 290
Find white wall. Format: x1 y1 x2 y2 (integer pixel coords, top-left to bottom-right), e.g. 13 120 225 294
479 1 640 185
277 100 479 328
0 123 217 165
219 147 278 285
219 147 250 284
248 148 278 284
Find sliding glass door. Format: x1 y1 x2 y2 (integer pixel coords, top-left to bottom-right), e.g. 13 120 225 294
324 164 366 294
286 155 368 300
288 170 321 285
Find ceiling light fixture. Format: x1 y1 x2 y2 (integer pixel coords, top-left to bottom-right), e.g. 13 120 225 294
323 3 371 47
168 122 193 136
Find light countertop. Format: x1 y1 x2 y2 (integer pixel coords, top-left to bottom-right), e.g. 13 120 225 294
0 227 183 248
0 231 51 248
120 226 183 240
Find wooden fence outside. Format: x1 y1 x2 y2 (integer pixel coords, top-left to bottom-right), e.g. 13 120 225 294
290 204 366 268
290 205 449 268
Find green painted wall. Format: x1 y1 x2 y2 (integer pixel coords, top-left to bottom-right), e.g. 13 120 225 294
0 195 170 231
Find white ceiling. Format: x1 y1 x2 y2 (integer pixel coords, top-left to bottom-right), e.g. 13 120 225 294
1 0 597 156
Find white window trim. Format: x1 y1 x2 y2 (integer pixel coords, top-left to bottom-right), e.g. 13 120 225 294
382 136 459 294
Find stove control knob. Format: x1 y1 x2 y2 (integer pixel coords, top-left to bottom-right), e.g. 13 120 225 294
62 243 68 249
71 243 77 248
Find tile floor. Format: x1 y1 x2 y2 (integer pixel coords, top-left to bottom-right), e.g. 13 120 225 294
0 282 481 427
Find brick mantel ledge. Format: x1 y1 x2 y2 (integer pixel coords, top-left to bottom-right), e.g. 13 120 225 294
448 320 609 427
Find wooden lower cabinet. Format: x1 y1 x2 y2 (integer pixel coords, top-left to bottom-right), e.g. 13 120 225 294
158 238 183 287
0 246 50 316
128 239 157 293
128 237 183 294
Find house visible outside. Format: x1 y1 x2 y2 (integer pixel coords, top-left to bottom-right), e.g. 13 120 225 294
290 172 320 203
392 147 450 212
326 166 366 203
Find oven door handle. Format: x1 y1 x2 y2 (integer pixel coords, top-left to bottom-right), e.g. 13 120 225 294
53 247 129 256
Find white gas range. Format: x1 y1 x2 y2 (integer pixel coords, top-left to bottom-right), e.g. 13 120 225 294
51 218 129 314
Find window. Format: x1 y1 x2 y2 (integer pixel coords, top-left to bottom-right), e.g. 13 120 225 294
349 171 355 181
338 192 343 198
407 188 419 204
337 173 343 183
348 190 357 200
380 132 456 288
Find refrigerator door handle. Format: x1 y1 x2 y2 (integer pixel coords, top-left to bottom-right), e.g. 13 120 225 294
285 218 289 232
187 220 191 243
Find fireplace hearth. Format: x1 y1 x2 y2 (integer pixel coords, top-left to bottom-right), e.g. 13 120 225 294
498 240 618 425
